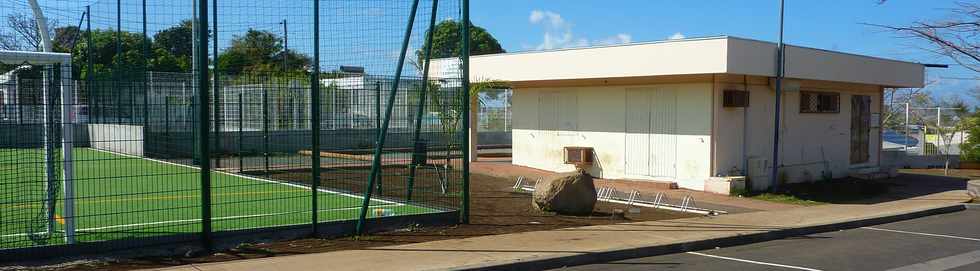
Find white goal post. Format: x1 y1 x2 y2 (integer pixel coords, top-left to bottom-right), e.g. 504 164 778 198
0 50 76 244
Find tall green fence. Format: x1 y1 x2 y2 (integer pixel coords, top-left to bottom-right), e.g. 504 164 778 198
0 0 470 260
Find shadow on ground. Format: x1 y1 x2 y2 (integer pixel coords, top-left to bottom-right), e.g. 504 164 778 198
761 169 970 205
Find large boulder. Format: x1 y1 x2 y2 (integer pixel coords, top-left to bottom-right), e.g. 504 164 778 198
532 171 597 215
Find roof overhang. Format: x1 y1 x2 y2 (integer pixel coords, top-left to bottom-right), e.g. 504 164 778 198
432 36 924 88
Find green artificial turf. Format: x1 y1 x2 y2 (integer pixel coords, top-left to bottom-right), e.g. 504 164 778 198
0 148 432 249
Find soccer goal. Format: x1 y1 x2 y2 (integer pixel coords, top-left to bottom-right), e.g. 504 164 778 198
0 50 76 245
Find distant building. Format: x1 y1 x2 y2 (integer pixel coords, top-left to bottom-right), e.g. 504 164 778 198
321 74 420 130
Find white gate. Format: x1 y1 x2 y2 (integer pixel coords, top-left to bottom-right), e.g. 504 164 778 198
625 89 651 176
625 88 677 178
650 88 677 178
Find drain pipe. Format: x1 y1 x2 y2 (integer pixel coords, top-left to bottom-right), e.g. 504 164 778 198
742 75 750 186
769 0 786 192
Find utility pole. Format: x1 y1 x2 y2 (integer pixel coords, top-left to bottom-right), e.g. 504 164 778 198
769 0 786 192
280 19 288 72
905 102 910 151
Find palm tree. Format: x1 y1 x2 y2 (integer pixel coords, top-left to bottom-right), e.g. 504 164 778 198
422 78 508 162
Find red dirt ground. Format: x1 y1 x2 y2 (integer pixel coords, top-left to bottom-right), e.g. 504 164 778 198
30 171 696 271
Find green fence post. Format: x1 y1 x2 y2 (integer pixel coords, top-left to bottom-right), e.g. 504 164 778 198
407 0 440 201
115 0 122 124
238 90 244 172
212 0 221 167
374 81 382 196
165 98 170 147
194 0 213 251
311 0 322 236
460 0 471 224
356 0 421 236
86 5 93 124
142 0 149 137
263 80 270 175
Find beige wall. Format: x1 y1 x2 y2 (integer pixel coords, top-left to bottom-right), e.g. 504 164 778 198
515 76 883 192
512 83 712 189
712 76 882 190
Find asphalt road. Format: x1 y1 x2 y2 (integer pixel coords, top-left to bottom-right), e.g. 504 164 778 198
551 206 980 271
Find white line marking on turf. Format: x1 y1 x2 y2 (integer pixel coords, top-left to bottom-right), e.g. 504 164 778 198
861 227 980 242
1 204 400 238
884 249 980 271
686 252 824 271
86 148 402 205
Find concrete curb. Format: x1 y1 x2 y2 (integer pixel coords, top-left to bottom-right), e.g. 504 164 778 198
451 204 968 271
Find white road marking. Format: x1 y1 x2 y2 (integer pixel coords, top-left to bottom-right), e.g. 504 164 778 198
1 203 401 238
885 249 980 271
861 227 980 242
686 252 824 271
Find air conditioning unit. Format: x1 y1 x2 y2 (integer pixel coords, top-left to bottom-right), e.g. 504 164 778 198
564 146 594 165
723 90 749 107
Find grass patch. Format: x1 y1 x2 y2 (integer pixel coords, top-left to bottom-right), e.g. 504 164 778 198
746 179 891 205
750 193 823 206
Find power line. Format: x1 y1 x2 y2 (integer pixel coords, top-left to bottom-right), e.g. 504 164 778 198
938 76 980 81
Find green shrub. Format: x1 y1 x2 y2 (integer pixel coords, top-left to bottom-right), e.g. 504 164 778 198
961 116 980 161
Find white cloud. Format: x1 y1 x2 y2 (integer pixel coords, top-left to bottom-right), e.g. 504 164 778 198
668 32 686 40
529 10 564 27
528 10 631 50
596 33 633 46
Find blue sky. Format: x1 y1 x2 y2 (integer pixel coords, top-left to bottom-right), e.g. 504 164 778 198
7 0 977 103
471 0 978 103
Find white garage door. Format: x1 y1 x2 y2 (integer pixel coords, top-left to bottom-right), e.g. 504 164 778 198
625 88 677 178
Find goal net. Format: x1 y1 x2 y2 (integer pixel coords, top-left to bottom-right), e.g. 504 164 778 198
0 50 76 245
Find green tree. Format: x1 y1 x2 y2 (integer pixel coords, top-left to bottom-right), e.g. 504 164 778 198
71 29 150 79
415 20 504 65
152 20 193 72
216 29 310 75
412 20 507 161
960 114 980 162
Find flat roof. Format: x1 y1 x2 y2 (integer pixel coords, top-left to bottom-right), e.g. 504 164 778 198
433 36 924 88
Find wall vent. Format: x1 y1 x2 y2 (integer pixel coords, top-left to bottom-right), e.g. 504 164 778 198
564 146 594 165
723 90 749 107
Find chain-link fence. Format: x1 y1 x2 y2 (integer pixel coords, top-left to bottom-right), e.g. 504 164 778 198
0 0 470 260
478 89 511 132
882 102 967 168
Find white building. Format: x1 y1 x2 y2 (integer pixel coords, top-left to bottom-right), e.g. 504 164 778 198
435 36 924 191
321 75 416 130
